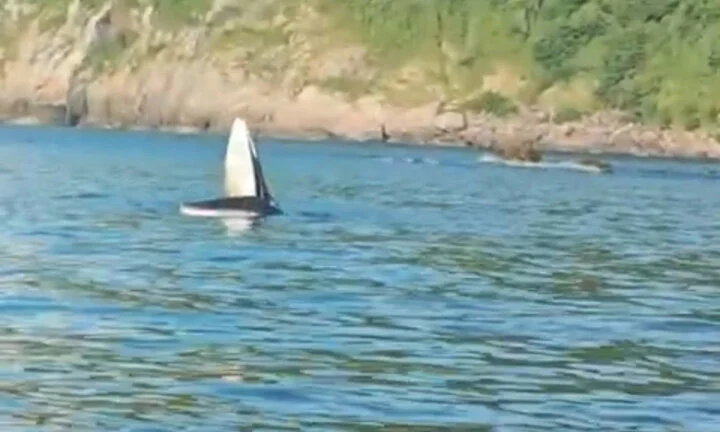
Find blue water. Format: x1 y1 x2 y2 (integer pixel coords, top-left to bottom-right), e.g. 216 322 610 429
0 124 719 431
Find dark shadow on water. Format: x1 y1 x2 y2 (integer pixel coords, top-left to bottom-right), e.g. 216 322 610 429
55 192 110 200
296 211 334 223
634 167 720 181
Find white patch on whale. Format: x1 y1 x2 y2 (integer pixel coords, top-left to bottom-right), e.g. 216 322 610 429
224 118 261 197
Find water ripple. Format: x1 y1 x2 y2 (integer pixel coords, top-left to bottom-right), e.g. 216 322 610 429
0 126 719 430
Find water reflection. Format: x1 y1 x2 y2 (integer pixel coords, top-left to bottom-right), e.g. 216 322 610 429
221 216 261 235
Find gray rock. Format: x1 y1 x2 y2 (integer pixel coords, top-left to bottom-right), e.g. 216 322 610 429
31 104 67 125
66 74 88 126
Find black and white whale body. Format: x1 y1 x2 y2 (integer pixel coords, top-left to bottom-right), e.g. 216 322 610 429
180 117 282 218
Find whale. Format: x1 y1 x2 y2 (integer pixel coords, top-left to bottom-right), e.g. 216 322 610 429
180 117 282 218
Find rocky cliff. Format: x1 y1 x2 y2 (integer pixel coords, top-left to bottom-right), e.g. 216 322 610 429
2 0 720 159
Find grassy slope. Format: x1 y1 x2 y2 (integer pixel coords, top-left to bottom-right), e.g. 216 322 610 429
7 0 720 135
319 0 720 133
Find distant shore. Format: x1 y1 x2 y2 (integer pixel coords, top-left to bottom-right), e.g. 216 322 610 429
2 1 720 165
2 98 720 163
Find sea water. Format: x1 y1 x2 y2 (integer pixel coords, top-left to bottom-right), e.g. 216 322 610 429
0 124 718 431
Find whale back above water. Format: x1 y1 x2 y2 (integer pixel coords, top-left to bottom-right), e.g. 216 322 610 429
180 117 281 218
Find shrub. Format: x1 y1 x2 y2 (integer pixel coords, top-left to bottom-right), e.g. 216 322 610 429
461 91 518 116
553 107 584 123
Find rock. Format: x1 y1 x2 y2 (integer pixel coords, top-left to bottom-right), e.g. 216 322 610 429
496 143 542 162
29 104 67 125
577 158 612 173
459 125 495 148
0 100 67 125
384 102 440 143
562 124 575 137
491 133 544 162
608 125 636 151
380 124 389 142
311 47 368 81
66 74 88 126
8 98 30 116
534 110 550 122
433 111 466 133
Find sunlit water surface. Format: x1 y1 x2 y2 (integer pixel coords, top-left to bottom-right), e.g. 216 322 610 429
0 125 719 431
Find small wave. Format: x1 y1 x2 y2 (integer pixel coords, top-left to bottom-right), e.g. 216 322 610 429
636 167 720 181
477 154 606 173
56 192 110 200
379 156 439 165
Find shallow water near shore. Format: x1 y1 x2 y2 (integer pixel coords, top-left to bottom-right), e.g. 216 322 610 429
0 124 719 431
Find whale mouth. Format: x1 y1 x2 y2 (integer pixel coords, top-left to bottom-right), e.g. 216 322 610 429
179 117 282 219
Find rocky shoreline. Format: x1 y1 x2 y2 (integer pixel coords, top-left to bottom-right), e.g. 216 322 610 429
1 1 719 162
2 95 720 162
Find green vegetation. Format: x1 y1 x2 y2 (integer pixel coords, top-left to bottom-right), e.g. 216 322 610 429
152 0 213 28
319 0 720 131
83 30 138 74
315 76 374 101
6 0 720 132
461 91 519 117
553 107 586 124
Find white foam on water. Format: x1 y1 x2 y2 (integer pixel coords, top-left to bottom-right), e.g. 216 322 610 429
379 156 439 165
221 217 256 235
477 153 605 173
179 204 257 235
